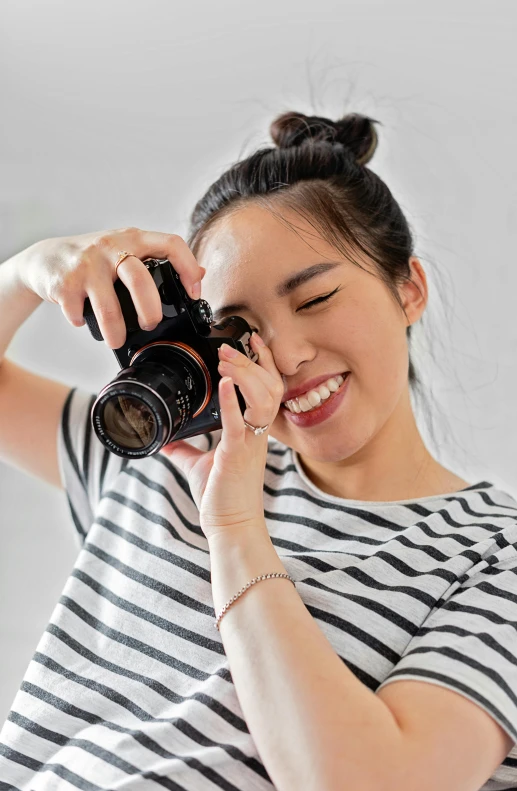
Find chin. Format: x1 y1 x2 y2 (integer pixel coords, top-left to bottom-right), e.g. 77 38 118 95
270 405 378 464
269 425 357 464
297 440 359 464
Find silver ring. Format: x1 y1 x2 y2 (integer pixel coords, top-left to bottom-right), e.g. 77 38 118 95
243 419 269 435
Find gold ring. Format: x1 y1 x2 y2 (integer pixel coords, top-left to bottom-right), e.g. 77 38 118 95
115 250 133 277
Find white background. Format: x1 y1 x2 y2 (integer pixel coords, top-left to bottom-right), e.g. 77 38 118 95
1 0 516 722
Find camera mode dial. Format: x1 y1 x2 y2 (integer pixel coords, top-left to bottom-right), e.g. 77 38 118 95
192 299 213 329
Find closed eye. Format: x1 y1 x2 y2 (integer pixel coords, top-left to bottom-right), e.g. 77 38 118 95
246 286 341 333
298 286 340 311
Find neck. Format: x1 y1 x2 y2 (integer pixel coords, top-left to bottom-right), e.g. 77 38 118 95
296 387 466 503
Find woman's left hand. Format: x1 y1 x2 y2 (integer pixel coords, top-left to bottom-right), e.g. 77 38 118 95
159 333 284 543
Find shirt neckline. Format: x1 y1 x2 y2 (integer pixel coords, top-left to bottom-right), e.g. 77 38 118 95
290 447 491 507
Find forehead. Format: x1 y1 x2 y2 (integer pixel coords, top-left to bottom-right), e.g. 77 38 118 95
195 202 349 304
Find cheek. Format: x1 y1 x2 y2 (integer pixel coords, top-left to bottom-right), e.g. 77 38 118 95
334 303 408 391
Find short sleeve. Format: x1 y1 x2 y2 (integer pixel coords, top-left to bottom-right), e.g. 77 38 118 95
57 387 125 542
377 525 517 744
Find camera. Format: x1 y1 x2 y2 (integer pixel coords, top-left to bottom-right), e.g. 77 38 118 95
82 257 258 459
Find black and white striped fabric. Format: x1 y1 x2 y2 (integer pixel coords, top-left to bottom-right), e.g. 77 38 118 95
2 386 517 790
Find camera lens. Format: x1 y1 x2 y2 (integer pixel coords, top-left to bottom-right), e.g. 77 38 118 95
103 395 157 449
91 342 211 458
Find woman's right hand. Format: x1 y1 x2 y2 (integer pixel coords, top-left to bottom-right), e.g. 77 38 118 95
18 227 205 350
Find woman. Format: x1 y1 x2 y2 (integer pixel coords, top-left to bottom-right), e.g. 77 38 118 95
1 110 517 791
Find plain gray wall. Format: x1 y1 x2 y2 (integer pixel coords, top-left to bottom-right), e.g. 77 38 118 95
1 0 516 723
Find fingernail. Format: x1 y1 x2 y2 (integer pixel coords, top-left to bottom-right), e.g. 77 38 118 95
220 343 238 357
252 332 265 346
191 281 201 299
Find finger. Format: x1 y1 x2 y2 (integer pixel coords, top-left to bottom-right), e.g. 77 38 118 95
218 343 274 390
250 333 283 381
115 255 163 331
160 438 204 476
217 357 275 419
86 275 127 349
218 377 246 450
219 340 284 403
126 230 204 300
60 288 88 328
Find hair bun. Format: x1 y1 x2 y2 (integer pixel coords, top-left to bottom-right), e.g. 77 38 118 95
270 110 379 166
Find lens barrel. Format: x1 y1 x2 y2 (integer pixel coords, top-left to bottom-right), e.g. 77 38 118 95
91 343 208 458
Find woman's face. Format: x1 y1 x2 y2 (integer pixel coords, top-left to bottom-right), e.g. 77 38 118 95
196 202 427 464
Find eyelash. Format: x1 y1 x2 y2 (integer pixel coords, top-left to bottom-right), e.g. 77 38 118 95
298 286 340 312
248 286 340 333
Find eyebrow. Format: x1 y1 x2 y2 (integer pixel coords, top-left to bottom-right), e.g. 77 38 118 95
211 261 342 322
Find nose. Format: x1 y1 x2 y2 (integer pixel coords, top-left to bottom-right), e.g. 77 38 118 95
265 325 317 379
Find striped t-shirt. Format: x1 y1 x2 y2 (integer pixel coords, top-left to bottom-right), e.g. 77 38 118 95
2 386 517 791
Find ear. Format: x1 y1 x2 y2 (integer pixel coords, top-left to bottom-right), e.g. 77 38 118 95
398 257 428 326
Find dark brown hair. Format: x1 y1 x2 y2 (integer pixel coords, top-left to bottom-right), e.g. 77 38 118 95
186 110 438 441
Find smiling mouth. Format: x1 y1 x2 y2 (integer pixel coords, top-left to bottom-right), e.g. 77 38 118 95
282 372 348 414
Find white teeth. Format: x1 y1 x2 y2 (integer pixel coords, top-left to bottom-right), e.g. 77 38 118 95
307 390 322 407
283 373 348 414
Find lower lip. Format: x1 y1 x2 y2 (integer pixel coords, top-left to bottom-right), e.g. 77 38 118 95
281 373 351 428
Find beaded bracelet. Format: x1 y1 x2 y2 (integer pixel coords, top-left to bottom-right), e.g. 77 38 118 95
214 572 296 630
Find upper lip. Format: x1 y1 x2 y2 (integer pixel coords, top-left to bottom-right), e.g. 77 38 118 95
282 371 349 403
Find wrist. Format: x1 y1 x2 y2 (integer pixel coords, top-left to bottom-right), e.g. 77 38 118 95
208 521 286 617
9 241 45 297
0 249 44 363
207 518 270 553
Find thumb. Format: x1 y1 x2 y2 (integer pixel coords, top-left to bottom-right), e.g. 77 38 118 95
159 439 204 478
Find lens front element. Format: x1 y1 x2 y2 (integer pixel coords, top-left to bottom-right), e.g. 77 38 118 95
103 394 158 450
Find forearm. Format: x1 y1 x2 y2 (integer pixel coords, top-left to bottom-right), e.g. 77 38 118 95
208 524 405 791
0 244 43 364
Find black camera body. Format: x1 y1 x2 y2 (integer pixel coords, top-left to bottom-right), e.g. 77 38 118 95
83 258 258 458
